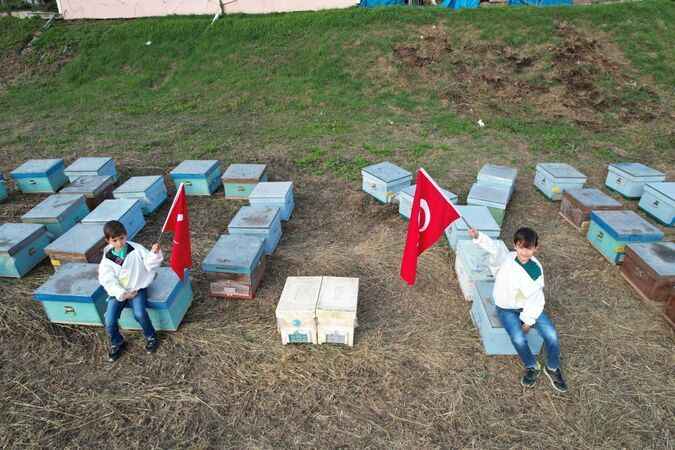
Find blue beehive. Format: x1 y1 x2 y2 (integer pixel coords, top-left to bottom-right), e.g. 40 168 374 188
467 183 511 226
587 210 664 265
118 267 193 331
0 172 8 202
170 160 221 196
221 164 268 200
361 161 412 204
44 223 106 270
534 163 587 201
248 181 294 221
445 205 500 251
455 239 508 303
64 157 117 182
60 175 115 210
33 263 107 326
476 164 517 196
21 194 90 239
113 175 168 215
471 281 544 356
10 159 67 193
202 234 267 299
228 206 282 255
397 184 457 220
639 182 675 227
605 163 665 199
82 199 145 239
0 223 52 278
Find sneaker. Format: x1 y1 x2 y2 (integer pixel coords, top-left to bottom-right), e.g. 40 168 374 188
521 362 541 388
108 342 126 362
544 366 568 393
145 338 159 354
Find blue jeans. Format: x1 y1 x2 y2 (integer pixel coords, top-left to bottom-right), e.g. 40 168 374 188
104 288 156 346
496 306 561 370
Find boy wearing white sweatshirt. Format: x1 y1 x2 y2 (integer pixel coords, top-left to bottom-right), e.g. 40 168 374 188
98 221 163 362
468 227 567 393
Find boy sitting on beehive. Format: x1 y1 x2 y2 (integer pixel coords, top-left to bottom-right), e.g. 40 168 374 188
468 227 568 392
98 220 163 362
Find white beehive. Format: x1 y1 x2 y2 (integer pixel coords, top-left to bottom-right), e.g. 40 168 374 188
275 276 322 345
315 277 359 346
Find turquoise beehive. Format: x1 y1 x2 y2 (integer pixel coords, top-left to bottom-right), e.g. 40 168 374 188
228 206 282 255
21 194 90 239
82 199 145 239
639 182 675 227
0 172 7 202
60 175 116 210
10 159 67 193
587 210 664 264
605 163 665 199
170 160 221 196
397 184 457 220
64 157 117 182
445 205 500 251
361 161 412 204
0 223 52 278
221 164 268 200
248 181 294 221
534 163 587 201
113 175 168 215
33 263 108 326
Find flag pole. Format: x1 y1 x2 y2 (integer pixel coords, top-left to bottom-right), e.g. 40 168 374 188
157 183 184 247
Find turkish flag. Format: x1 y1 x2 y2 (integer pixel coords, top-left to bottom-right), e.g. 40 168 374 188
400 168 461 285
161 183 192 280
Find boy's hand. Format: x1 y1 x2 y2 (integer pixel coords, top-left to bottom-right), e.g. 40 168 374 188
522 324 531 333
151 243 160 254
121 290 138 300
468 228 479 239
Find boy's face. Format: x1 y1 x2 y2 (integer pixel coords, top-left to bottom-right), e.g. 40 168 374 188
106 234 127 251
514 241 537 263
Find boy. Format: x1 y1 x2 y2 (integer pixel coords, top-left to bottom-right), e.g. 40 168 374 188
468 227 568 393
98 220 163 362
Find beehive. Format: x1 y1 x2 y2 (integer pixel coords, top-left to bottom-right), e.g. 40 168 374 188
361 161 412 204
0 172 7 202
10 159 66 193
476 163 517 195
587 210 663 265
397 184 458 220
221 164 268 200
275 276 322 344
248 181 294 221
228 206 282 255
64 157 117 182
559 188 623 232
445 205 500 251
0 223 52 278
315 277 359 346
466 183 511 226
534 163 587 201
639 182 675 227
59 175 115 210
605 163 665 199
169 160 221 196
44 223 106 270
21 194 90 239
82 199 145 239
620 242 675 303
455 239 508 303
113 175 168 215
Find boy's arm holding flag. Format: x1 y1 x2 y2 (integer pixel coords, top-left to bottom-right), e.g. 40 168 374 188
142 243 163 272
469 228 508 267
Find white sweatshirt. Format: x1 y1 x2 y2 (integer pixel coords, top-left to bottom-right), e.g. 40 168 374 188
472 232 545 326
98 242 163 301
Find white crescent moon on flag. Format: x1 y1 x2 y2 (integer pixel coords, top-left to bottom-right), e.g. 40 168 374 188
419 199 431 232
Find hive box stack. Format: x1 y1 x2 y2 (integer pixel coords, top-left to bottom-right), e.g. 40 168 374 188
221 164 268 200
275 276 322 344
445 205 500 251
455 239 508 303
0 223 52 278
118 267 193 331
477 164 517 197
315 277 359 346
113 175 168 216
21 194 89 238
64 157 118 182
202 235 267 299
82 199 145 239
398 184 457 220
467 183 511 226
605 163 665 199
10 159 67 194
228 206 282 255
587 210 664 264
534 163 587 201
471 281 544 355
639 182 675 227
620 242 675 303
559 188 623 232
0 172 7 202
361 161 412 204
33 263 108 326
59 175 115 210
170 160 221 196
44 223 106 270
248 182 294 221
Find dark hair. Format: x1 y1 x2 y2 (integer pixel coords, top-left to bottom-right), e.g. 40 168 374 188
513 227 538 248
103 221 127 240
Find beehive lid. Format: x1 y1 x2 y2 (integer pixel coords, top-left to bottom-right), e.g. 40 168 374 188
536 163 586 180
11 159 63 177
609 162 664 179
626 242 675 277
475 280 500 327
646 182 675 200
83 199 139 223
361 161 411 183
170 160 220 177
45 223 105 255
0 223 48 256
565 188 622 208
21 194 86 223
202 234 265 274
33 263 103 301
114 175 163 194
229 206 280 230
249 181 293 199
221 164 267 182
316 277 359 312
65 157 113 173
468 183 511 208
145 267 182 309
477 164 518 184
399 184 458 203
590 210 664 242
276 276 323 313
454 205 500 232
60 175 114 196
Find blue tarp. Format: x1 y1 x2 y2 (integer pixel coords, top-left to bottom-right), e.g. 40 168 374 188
439 0 479 9
359 0 405 6
507 0 573 6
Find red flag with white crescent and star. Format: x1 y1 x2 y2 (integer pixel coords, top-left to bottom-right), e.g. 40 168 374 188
161 183 192 280
400 168 461 285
